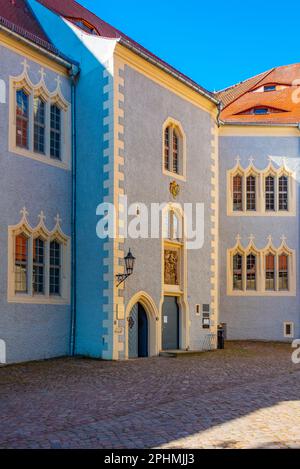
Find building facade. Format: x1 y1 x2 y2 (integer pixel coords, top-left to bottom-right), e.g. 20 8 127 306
0 0 299 364
0 4 74 363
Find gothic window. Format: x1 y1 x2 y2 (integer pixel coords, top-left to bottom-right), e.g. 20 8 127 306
233 175 243 211
228 162 294 216
246 254 256 290
279 176 288 211
172 130 179 174
50 241 61 295
50 104 61 160
278 254 289 291
33 238 45 294
34 97 45 154
9 211 70 304
246 176 256 211
265 253 275 291
228 238 294 295
11 67 70 167
233 254 243 290
164 127 170 171
16 89 29 149
15 234 28 293
163 120 185 178
265 176 275 211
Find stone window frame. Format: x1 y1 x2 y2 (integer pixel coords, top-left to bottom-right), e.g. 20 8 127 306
162 117 187 181
227 235 296 296
7 208 70 305
227 159 296 216
9 61 71 170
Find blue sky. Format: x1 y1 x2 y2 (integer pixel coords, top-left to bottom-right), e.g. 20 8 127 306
80 0 300 92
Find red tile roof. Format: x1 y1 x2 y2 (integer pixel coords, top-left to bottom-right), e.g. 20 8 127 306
218 64 300 124
0 0 57 53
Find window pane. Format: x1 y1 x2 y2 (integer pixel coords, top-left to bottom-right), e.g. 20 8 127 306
34 98 45 154
16 90 29 148
278 254 288 290
15 234 28 293
265 254 275 291
233 254 243 290
233 175 243 211
247 176 256 211
265 176 275 211
279 176 288 211
164 127 170 171
172 130 179 174
50 105 61 160
33 238 45 294
50 241 61 295
246 254 256 290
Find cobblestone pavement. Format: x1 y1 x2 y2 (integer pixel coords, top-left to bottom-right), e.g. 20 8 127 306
0 342 300 449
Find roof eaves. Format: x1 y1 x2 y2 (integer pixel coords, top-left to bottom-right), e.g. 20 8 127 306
220 120 300 127
0 15 77 69
119 37 219 106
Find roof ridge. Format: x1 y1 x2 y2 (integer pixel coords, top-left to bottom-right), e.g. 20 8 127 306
216 69 272 95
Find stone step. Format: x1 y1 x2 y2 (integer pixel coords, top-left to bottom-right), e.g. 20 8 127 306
159 349 215 358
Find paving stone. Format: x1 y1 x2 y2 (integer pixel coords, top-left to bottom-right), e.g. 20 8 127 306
0 342 299 449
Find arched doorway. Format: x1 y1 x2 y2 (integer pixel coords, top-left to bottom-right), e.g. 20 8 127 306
128 303 149 358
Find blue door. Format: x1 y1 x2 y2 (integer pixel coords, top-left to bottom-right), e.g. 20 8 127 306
128 303 149 358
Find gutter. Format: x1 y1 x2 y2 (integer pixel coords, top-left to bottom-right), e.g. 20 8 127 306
69 65 80 357
119 37 220 106
0 20 76 70
219 120 300 128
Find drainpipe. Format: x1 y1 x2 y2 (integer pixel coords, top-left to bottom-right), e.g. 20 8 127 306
69 64 80 357
216 102 223 128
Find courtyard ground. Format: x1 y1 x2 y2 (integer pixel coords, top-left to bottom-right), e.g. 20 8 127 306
0 341 300 449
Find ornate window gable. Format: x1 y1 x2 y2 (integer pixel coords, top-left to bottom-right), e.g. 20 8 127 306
227 235 296 296
227 157 296 216
162 117 186 181
9 59 70 170
8 208 70 304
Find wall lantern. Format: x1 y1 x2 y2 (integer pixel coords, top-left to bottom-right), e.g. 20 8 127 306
116 249 136 286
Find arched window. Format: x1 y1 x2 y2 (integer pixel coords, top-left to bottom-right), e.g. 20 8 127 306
233 175 243 211
279 176 288 211
265 253 275 291
15 233 28 293
233 253 242 290
265 175 275 211
246 254 256 290
278 254 288 291
163 123 183 176
246 176 256 211
50 104 61 160
34 97 45 154
16 89 29 149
